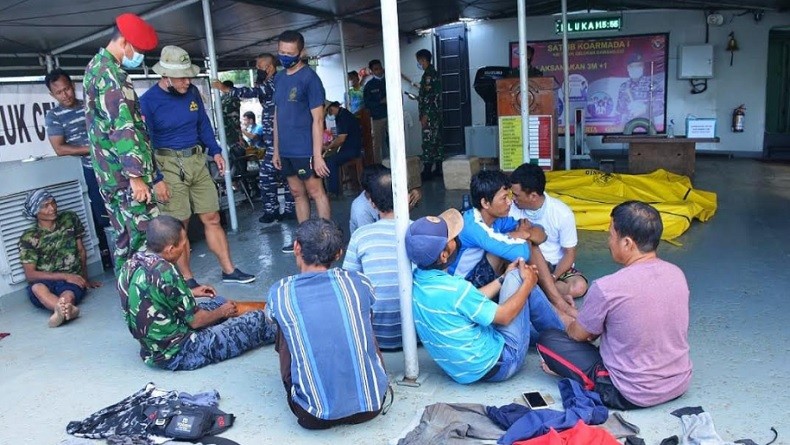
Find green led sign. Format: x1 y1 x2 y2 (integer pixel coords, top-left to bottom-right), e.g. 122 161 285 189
555 16 622 34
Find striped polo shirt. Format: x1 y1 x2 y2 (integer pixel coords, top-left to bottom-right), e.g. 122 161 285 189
45 100 92 168
412 268 503 384
343 218 407 349
268 268 388 420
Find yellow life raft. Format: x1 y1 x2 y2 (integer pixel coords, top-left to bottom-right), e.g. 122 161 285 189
545 169 717 241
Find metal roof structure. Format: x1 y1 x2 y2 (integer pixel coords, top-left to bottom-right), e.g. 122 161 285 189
1 0 788 77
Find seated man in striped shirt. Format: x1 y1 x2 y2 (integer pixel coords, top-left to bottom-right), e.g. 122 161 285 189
268 218 389 429
406 209 565 384
343 166 405 350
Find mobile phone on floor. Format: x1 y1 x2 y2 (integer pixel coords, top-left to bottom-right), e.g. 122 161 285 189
522 391 550 409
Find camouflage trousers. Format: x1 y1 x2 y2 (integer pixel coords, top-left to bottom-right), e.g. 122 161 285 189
165 300 277 371
420 116 444 164
102 187 159 275
259 150 294 217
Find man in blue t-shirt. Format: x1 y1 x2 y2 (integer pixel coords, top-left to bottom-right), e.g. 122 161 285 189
44 69 112 269
268 218 388 429
363 59 387 163
405 208 565 384
322 101 362 195
272 30 330 248
140 45 254 287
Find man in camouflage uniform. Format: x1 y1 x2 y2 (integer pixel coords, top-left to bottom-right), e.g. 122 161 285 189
212 53 294 225
416 49 443 180
118 215 276 370
83 13 168 274
220 80 244 150
19 189 101 327
616 53 664 125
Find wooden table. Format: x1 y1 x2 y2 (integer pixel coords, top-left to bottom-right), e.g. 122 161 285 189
602 135 720 177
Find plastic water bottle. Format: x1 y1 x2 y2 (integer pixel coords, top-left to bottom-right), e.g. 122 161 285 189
461 194 472 212
667 119 675 138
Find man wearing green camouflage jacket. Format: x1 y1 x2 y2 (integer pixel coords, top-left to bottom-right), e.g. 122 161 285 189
83 13 168 274
416 49 443 180
118 215 276 370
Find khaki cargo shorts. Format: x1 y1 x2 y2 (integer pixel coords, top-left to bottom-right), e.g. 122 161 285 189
156 149 219 221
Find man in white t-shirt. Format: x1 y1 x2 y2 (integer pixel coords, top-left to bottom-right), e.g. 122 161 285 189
509 163 588 299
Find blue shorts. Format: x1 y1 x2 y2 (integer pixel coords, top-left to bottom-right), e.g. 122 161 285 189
27 280 86 309
467 256 498 289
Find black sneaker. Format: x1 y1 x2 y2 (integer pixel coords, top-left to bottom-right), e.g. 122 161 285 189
221 268 256 284
281 243 295 253
280 211 296 221
185 278 201 289
259 214 279 224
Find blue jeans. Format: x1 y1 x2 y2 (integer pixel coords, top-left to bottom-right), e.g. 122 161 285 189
486 270 565 382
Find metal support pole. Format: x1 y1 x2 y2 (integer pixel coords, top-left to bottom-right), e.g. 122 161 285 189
517 0 530 164
202 0 238 231
380 0 419 382
45 55 54 72
338 19 350 106
51 0 201 55
561 0 572 170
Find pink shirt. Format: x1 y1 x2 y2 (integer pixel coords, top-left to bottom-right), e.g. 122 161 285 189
578 258 692 407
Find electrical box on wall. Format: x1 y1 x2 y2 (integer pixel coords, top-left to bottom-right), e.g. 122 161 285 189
678 45 714 79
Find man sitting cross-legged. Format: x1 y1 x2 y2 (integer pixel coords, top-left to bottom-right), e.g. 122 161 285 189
118 215 275 370
268 218 389 429
19 189 102 327
537 201 692 409
343 166 405 350
449 170 576 319
406 209 565 384
510 162 589 300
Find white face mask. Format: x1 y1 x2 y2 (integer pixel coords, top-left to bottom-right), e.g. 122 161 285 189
628 65 644 80
417 62 425 71
523 201 546 221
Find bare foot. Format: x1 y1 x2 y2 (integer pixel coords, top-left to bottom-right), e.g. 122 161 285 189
541 361 559 377
63 303 80 321
48 308 65 328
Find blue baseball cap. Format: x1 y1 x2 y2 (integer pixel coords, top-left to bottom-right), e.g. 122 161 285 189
405 208 464 268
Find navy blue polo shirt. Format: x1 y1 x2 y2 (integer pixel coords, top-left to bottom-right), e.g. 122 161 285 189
273 66 326 158
140 84 222 156
334 107 362 156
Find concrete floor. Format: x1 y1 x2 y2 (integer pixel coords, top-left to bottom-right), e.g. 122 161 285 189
0 158 787 445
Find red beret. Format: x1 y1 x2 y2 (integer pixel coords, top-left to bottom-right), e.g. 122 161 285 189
115 13 158 52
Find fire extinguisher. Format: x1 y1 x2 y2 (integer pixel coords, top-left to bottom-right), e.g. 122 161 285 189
732 105 745 132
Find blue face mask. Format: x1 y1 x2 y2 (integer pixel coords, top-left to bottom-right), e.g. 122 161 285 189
121 48 144 69
278 54 299 69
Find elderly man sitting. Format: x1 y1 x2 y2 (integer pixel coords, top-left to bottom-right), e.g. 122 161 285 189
117 215 275 370
19 189 101 327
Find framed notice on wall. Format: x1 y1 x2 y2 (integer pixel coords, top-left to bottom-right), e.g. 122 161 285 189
510 33 669 135
499 115 553 171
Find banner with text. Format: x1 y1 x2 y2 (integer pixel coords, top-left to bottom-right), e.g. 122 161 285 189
510 33 668 135
0 79 213 164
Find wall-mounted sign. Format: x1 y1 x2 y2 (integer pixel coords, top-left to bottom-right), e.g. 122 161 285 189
555 16 622 34
510 33 669 135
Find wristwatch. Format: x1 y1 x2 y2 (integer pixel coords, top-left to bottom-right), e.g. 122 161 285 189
497 275 505 285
